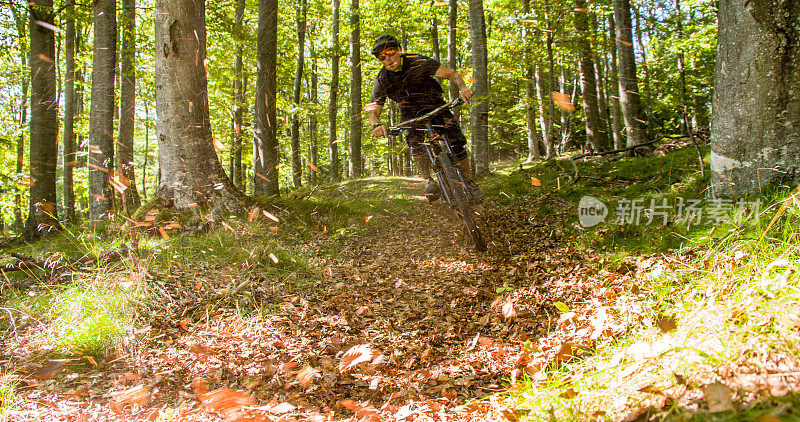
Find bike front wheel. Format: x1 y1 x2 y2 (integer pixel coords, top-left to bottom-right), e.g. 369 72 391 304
438 153 487 252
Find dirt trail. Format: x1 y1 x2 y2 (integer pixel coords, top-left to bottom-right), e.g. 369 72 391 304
9 179 611 421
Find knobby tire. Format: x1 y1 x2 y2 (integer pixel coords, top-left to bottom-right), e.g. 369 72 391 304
438 153 487 252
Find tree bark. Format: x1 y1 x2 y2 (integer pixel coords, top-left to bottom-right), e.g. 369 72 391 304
447 0 460 123
63 3 77 224
329 0 341 183
613 0 647 147
309 32 319 186
154 0 248 212
633 5 653 138
710 0 800 195
12 7 28 232
675 0 688 134
348 0 362 178
254 0 280 195
119 0 140 212
608 13 624 150
231 0 245 189
25 0 60 237
468 0 489 175
291 0 307 188
88 0 116 222
575 0 608 152
522 0 539 162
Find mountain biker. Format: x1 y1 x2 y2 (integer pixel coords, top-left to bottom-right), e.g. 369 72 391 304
367 34 483 203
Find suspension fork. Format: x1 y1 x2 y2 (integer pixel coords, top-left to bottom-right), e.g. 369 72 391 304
428 122 469 192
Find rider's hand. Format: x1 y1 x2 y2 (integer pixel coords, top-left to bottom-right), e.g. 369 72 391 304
460 88 474 103
372 123 388 138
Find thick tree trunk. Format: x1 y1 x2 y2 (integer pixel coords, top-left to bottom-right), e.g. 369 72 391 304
88 0 116 222
63 5 77 224
613 0 647 147
710 0 800 195
25 0 60 237
575 0 608 152
231 0 245 189
468 0 489 175
447 0 460 123
291 0 307 188
608 14 624 150
329 0 341 183
118 0 140 212
254 0 280 195
633 5 653 139
154 0 248 212
348 0 363 178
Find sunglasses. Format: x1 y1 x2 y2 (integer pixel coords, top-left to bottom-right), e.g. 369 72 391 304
377 48 398 61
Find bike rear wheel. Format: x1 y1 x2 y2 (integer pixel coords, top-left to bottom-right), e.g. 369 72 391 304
438 153 487 252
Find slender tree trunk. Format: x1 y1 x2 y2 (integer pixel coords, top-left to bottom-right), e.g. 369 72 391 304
676 0 688 134
575 0 608 152
329 0 341 183
142 100 150 200
63 3 77 224
447 0 460 123
608 13 624 149
522 0 539 162
468 0 489 175
613 0 647 146
231 0 245 189
309 33 319 185
710 0 800 195
535 66 551 158
348 0 363 178
594 56 611 151
88 0 116 222
118 0 140 212
633 5 653 138
291 0 307 188
254 0 280 195
154 0 248 212
12 8 28 232
26 0 61 237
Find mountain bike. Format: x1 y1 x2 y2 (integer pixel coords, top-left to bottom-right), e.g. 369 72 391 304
388 98 487 252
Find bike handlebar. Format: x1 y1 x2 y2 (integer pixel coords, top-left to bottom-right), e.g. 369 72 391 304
387 98 463 136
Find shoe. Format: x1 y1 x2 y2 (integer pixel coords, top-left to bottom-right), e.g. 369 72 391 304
466 180 484 204
424 178 441 202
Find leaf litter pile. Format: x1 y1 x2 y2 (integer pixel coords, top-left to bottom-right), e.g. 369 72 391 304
4 180 644 421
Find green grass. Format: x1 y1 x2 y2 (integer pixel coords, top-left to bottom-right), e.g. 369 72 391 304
485 145 800 420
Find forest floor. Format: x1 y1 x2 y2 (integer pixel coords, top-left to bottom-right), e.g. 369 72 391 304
3 146 800 421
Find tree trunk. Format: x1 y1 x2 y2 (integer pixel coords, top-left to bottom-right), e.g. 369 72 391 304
447 0 460 123
608 13 624 150
633 5 653 139
710 0 800 195
523 0 539 162
613 0 647 147
88 0 116 222
25 0 60 237
231 0 245 189
154 0 248 212
348 0 363 178
63 4 77 224
309 32 319 186
575 0 608 152
329 0 341 183
468 0 489 175
254 0 280 195
12 8 28 232
119 0 140 212
291 0 307 188
675 0 688 134
142 100 150 200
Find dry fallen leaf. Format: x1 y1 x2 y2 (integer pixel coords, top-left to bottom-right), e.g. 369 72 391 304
296 365 318 387
704 382 734 413
110 384 149 412
655 316 677 333
338 344 376 373
501 299 517 318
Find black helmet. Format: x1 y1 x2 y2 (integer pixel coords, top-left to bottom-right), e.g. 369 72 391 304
372 34 401 57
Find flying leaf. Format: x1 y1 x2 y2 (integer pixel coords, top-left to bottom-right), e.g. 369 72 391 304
200 387 253 420
158 227 169 240
213 137 226 151
551 91 576 113
262 210 280 222
338 344 376 373
307 160 319 172
248 206 260 222
531 177 542 187
365 215 373 223
269 253 279 263
221 221 235 233
617 38 633 46
554 301 570 313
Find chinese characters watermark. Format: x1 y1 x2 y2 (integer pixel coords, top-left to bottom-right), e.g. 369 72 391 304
577 196 761 228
